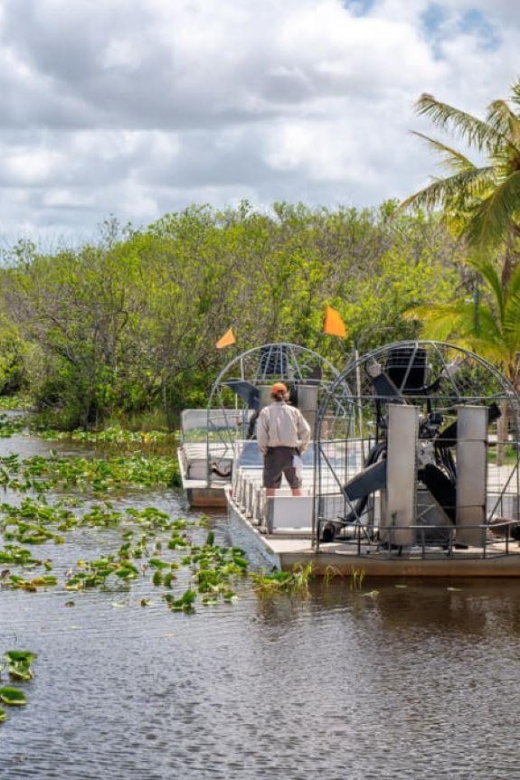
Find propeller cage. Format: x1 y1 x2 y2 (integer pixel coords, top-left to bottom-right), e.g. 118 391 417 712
314 340 520 550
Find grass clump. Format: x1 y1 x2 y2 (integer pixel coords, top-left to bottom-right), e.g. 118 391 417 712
250 563 314 596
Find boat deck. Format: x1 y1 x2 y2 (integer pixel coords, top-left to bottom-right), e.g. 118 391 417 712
227 464 520 577
229 505 520 576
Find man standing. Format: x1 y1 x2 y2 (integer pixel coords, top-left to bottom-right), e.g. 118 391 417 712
256 382 311 497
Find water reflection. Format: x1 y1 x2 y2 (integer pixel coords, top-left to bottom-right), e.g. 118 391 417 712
2 430 520 777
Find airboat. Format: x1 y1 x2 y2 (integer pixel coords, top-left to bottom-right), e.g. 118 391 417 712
177 342 349 508
226 340 520 577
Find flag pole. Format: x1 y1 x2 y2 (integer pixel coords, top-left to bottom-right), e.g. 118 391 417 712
354 339 364 448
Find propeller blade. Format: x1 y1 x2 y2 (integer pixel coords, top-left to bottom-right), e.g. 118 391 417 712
223 380 260 410
420 463 456 524
343 459 387 501
435 402 501 449
367 361 405 402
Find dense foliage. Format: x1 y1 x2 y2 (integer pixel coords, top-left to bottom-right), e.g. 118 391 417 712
0 201 463 429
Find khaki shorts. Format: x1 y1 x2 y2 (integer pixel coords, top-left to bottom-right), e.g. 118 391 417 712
263 447 301 489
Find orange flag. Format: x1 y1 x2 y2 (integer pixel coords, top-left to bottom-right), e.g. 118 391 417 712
323 306 347 338
216 328 236 349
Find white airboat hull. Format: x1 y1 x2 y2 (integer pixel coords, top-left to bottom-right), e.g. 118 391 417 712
225 484 520 577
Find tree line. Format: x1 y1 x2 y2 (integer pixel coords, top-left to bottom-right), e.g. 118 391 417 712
0 200 464 429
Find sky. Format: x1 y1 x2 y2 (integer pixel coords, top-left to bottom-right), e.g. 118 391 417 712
0 0 519 246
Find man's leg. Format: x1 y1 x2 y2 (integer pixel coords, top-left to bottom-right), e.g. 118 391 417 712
264 449 281 497
283 448 302 496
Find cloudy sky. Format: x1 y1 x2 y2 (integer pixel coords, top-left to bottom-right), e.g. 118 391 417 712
0 0 519 245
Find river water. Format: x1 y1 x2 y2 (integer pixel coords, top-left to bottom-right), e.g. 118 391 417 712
2 433 520 779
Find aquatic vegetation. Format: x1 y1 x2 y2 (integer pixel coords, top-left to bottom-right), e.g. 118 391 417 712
0 413 27 438
350 568 366 591
167 531 190 549
65 555 140 590
5 522 63 546
125 506 177 531
152 568 164 586
3 651 37 681
79 504 123 527
0 396 31 412
0 498 74 546
0 544 41 566
0 686 27 705
323 565 345 585
38 425 178 459
0 432 248 615
191 543 247 594
250 563 314 595
164 588 197 613
2 573 58 591
0 650 36 722
0 452 179 493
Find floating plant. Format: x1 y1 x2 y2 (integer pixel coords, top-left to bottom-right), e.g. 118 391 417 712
4 651 38 682
0 686 27 706
0 414 27 438
65 555 140 590
0 452 179 493
0 429 249 616
2 573 58 592
0 545 40 566
164 588 197 613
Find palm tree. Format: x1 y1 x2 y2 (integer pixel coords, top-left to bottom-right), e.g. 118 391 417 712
405 257 520 387
401 82 520 288
405 256 520 463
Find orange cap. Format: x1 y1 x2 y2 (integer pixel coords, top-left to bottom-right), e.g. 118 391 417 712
271 382 288 396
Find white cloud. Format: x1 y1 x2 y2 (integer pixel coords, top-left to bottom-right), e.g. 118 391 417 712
0 0 518 241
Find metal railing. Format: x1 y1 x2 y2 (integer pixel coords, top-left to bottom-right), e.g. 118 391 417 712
315 517 520 559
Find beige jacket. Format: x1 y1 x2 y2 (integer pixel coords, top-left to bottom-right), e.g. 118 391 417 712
256 401 311 456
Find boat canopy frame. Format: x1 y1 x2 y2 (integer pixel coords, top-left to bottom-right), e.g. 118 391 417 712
205 342 354 485
312 340 520 553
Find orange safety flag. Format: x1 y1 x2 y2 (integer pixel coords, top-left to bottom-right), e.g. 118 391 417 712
216 328 236 349
323 306 347 338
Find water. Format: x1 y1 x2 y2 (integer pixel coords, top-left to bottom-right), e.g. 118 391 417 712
2 433 520 778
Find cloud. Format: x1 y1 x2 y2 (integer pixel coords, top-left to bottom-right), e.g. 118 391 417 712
0 0 519 242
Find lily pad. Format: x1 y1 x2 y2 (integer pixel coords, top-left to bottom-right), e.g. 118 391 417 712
8 663 33 682
4 650 37 664
0 706 7 722
0 686 27 705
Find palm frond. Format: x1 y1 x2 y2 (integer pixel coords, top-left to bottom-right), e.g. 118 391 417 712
467 257 505 316
403 302 479 341
469 336 511 364
472 306 504 340
400 167 495 214
508 79 520 110
486 100 520 154
505 262 520 299
411 132 476 174
416 94 503 154
465 171 520 248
